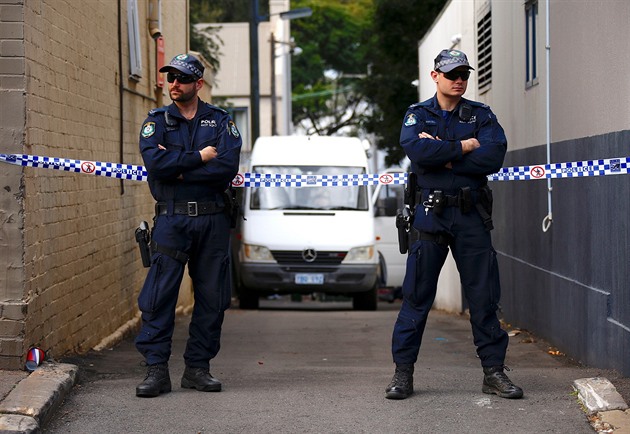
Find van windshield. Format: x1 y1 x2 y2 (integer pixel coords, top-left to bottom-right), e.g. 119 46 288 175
250 166 369 211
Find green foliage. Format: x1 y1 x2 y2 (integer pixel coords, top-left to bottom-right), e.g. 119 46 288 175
290 0 373 136
361 0 447 166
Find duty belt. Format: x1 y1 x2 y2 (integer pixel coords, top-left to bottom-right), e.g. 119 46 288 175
155 201 225 217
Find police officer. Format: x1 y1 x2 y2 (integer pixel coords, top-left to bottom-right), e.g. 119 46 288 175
385 49 523 400
135 54 242 397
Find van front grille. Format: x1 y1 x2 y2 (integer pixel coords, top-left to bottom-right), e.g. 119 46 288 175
271 250 347 265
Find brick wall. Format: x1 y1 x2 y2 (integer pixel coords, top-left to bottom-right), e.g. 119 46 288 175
0 0 28 369
0 0 197 369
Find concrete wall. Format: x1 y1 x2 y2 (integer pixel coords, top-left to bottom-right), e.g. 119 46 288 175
0 0 200 369
419 0 630 376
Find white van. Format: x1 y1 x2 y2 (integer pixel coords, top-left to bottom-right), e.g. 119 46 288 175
372 165 407 291
233 136 380 310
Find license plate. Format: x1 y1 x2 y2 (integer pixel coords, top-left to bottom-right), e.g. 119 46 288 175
295 273 324 285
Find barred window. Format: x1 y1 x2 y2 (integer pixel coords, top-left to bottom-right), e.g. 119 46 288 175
477 9 492 91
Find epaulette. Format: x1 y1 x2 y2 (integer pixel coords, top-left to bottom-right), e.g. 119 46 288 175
204 103 228 114
465 99 489 109
148 106 168 117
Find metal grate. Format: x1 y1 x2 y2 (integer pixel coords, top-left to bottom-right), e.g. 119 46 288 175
477 9 492 90
271 250 347 265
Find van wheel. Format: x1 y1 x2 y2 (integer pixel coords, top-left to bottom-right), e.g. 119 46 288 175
239 290 259 310
352 286 378 311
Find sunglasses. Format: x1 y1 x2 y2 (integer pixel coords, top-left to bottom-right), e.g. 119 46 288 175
440 70 471 81
166 72 198 84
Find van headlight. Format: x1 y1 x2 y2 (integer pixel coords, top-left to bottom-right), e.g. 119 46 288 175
343 245 374 263
243 244 275 262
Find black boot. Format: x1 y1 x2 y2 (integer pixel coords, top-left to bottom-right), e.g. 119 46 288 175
482 366 523 399
181 366 222 392
385 364 414 400
136 363 171 397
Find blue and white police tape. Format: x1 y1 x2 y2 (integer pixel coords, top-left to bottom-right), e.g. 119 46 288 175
1 153 628 187
0 153 146 181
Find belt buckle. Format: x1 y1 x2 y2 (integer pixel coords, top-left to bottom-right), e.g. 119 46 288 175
187 202 198 216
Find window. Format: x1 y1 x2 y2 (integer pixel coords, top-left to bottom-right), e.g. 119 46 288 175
250 166 368 211
127 0 143 81
525 0 539 88
477 8 492 91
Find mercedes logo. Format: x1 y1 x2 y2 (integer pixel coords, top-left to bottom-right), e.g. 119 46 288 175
302 248 317 262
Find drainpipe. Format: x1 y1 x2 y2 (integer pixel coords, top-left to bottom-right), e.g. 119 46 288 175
542 0 553 232
118 0 124 195
148 0 161 39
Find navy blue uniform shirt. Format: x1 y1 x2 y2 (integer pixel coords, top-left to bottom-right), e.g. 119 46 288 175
400 94 507 191
139 99 242 202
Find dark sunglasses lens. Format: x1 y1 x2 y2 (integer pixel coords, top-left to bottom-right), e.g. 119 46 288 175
167 72 196 84
443 70 470 81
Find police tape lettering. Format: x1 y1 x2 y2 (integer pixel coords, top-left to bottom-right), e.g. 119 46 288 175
1 153 628 186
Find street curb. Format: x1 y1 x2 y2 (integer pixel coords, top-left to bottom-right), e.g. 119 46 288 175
573 377 629 414
0 363 78 434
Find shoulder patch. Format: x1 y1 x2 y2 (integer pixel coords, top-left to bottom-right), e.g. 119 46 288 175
228 120 240 138
141 121 156 138
404 113 418 127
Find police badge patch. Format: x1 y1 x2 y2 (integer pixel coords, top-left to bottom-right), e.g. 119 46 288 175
228 121 240 138
404 113 417 127
142 122 156 138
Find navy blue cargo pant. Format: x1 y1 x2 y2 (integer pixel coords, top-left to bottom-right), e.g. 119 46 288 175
391 203 508 368
135 211 232 369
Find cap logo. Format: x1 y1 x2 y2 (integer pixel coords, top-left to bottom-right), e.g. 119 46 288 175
449 50 462 56
175 54 188 60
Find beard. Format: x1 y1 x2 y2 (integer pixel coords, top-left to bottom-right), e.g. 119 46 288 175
169 86 196 103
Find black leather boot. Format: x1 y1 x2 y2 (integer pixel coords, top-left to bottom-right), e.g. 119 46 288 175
385 364 414 399
482 366 523 399
181 367 222 392
136 363 171 397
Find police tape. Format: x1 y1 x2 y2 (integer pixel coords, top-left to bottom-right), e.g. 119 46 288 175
0 153 628 187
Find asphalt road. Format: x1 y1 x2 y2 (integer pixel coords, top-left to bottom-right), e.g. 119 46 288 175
45 298 622 433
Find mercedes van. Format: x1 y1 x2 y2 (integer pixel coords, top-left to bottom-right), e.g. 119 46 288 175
233 136 380 310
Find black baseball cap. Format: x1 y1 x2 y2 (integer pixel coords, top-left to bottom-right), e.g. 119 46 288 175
159 54 205 79
434 49 474 73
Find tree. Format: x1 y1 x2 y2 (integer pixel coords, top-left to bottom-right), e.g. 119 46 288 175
361 0 447 166
290 0 373 136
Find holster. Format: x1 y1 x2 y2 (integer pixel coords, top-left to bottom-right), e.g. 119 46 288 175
396 172 418 255
223 187 241 228
475 185 494 231
396 207 411 254
458 187 473 214
135 221 152 268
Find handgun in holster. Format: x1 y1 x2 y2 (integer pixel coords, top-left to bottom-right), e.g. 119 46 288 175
222 186 242 229
396 172 418 254
135 221 152 268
